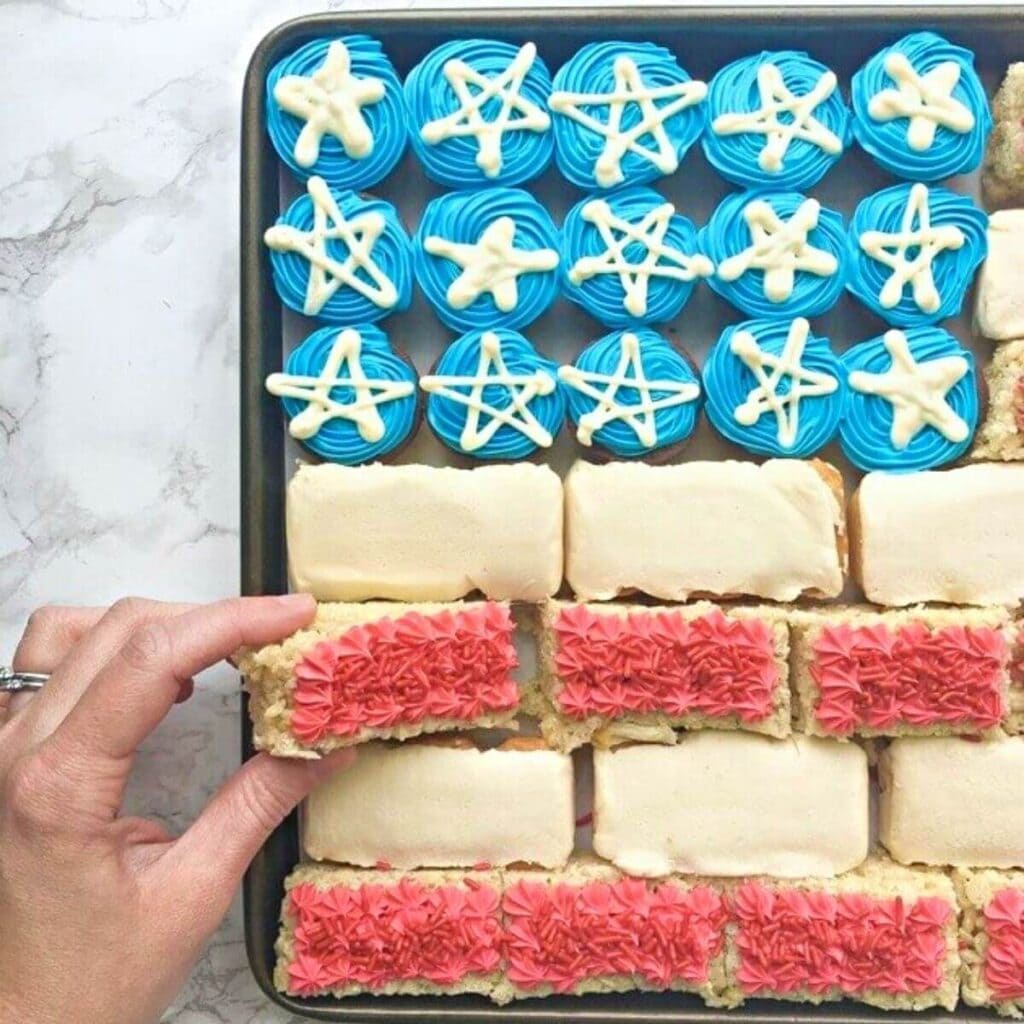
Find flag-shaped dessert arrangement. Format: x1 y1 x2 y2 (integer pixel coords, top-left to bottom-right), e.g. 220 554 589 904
247 28 1024 1014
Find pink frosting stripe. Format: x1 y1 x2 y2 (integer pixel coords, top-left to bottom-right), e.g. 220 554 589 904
502 878 727 993
732 883 951 997
983 887 1024 1000
552 605 780 723
810 622 1007 736
286 879 503 995
290 603 519 743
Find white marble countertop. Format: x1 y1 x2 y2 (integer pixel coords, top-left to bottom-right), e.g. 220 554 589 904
0 1 1009 1021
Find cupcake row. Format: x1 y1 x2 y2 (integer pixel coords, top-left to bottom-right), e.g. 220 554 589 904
264 177 988 330
265 31 992 193
265 319 979 471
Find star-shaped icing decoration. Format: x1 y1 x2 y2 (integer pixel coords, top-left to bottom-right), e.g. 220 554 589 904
420 42 551 178
730 317 839 449
420 331 557 452
558 331 700 448
549 56 707 188
273 40 386 167
868 52 975 151
569 198 714 318
859 183 965 314
265 327 414 443
424 216 558 311
848 329 969 448
717 197 838 302
263 176 397 316
712 62 843 172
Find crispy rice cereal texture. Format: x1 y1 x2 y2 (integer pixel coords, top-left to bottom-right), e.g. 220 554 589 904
972 340 1024 461
983 64 1024 209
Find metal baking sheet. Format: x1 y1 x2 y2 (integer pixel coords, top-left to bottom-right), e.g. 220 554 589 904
240 7 1024 1020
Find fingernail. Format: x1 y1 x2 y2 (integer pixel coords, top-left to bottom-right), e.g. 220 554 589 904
273 593 316 611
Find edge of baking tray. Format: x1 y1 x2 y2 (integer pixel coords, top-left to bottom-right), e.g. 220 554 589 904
239 7 1024 1021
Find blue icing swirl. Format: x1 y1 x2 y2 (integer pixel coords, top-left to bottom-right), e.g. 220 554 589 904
414 188 560 333
423 328 565 460
852 31 992 182
405 39 554 188
265 35 408 190
561 185 711 328
699 190 847 319
702 50 852 190
846 182 987 328
268 323 418 464
265 179 413 324
839 326 978 472
703 317 845 458
560 328 701 458
550 41 707 191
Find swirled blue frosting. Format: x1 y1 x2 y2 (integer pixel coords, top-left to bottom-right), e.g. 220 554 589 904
846 182 988 328
839 326 978 472
852 32 992 182
560 185 711 328
268 324 418 464
549 41 707 191
265 180 413 324
699 190 847 319
265 35 408 190
702 51 852 190
414 188 560 333
703 317 845 458
422 328 565 460
560 328 702 458
405 39 554 188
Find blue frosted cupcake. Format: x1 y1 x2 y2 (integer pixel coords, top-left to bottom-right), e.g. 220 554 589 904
414 189 559 333
703 317 844 458
265 35 408 190
265 324 419 464
263 176 413 323
549 41 707 190
852 31 992 182
559 328 701 461
420 328 564 460
846 182 987 327
561 186 713 327
405 39 553 188
700 190 847 319
703 51 851 190
839 326 978 472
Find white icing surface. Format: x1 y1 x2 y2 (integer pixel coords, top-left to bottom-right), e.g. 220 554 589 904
303 742 575 869
420 41 551 177
848 328 969 448
717 196 837 301
854 464 1024 606
558 331 700 448
975 209 1024 342
287 462 563 602
593 732 869 878
712 61 843 172
730 317 839 448
549 55 707 188
264 327 413 442
424 216 558 311
273 40 385 166
262 175 397 316
564 458 845 601
859 182 965 314
868 52 974 151
419 330 557 451
568 198 714 317
881 736 1024 868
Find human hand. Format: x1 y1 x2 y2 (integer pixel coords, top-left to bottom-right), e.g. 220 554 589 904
0 595 354 1024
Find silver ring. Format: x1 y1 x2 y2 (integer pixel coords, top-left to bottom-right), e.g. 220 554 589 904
0 667 49 693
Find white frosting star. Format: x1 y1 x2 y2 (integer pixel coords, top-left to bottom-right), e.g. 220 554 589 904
848 329 969 448
274 40 386 167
